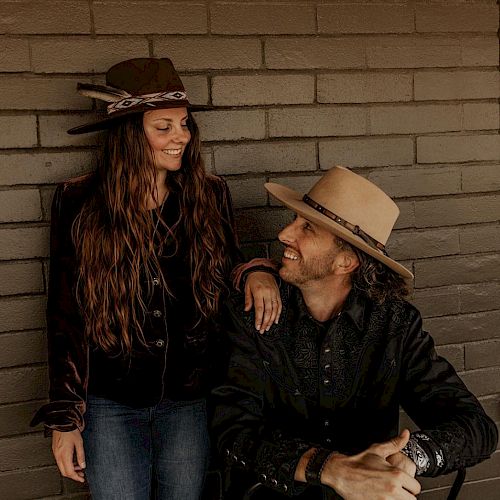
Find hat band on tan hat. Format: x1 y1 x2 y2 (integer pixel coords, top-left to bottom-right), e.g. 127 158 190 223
302 194 388 256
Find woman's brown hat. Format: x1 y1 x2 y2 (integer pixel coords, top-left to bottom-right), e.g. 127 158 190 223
265 166 413 279
68 57 209 135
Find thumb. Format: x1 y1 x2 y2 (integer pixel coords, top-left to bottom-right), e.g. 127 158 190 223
372 429 410 459
244 283 253 312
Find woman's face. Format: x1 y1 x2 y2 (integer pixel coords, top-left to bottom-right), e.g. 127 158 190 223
143 107 191 172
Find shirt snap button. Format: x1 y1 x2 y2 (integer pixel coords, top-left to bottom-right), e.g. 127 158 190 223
323 379 331 385
324 364 331 370
153 309 162 318
324 347 331 353
155 339 165 347
152 277 160 286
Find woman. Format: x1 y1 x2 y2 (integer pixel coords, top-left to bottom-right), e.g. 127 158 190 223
31 58 280 499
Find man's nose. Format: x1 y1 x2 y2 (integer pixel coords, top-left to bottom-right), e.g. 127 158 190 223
278 221 296 244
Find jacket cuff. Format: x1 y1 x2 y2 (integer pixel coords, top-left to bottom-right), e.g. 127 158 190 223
409 431 445 476
30 400 86 434
223 431 310 496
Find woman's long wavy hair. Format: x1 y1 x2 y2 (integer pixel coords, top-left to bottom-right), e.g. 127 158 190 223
72 111 232 353
336 238 410 304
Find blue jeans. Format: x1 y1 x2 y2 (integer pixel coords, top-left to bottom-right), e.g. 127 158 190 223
82 395 210 500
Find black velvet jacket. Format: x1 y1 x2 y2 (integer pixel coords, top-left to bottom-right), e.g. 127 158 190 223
31 174 240 433
211 284 498 499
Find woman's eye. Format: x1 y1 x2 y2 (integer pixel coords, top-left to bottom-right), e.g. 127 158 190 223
181 122 188 128
157 126 171 132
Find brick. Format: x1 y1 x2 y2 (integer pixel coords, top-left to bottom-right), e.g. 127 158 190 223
368 166 461 198
94 1 206 34
0 295 46 332
0 433 53 471
212 75 314 106
236 208 293 243
0 189 41 222
460 282 500 314
463 103 499 131
0 1 90 34
0 77 91 111
0 38 30 71
416 5 498 33
180 75 209 106
417 135 499 164
0 400 46 437
0 466 61 498
425 310 500 345
435 344 464 372
0 261 44 296
31 37 149 73
0 116 37 149
415 254 500 288
387 228 459 260
411 286 460 319
414 71 499 101
415 195 500 228
268 174 323 206
225 178 267 209
39 115 101 148
466 340 500 370
317 72 412 104
40 188 57 223
462 165 500 193
269 107 366 138
318 4 413 34
193 110 265 142
460 367 500 397
214 142 316 175
266 38 365 69
422 478 500 500
460 225 500 254
461 36 499 66
0 151 94 186
0 365 48 404
0 330 46 367
394 201 414 230
153 37 260 70
319 138 414 168
211 3 315 34
367 36 462 68
481 395 500 423
370 104 461 135
0 227 49 261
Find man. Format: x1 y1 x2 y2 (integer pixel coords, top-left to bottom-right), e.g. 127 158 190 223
211 167 498 499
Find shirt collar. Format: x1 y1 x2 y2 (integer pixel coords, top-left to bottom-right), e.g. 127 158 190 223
289 285 367 333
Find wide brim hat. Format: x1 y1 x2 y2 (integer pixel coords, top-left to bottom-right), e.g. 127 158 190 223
265 166 413 279
68 57 211 135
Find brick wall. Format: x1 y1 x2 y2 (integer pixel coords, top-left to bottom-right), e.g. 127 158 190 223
0 1 498 498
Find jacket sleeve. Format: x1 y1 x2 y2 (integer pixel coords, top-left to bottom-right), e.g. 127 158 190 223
399 308 498 476
210 301 313 496
30 184 88 434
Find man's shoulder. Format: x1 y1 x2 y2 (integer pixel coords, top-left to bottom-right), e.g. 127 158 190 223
366 296 421 337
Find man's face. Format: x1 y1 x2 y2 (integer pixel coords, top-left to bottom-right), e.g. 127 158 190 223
278 215 341 287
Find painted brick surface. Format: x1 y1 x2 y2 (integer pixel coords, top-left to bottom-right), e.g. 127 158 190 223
1 2 499 498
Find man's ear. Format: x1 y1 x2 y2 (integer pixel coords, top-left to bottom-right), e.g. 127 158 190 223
333 251 359 275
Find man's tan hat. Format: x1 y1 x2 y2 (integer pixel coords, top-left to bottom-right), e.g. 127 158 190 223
265 166 413 279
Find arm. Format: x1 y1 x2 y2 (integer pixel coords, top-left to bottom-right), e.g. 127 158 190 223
217 177 282 332
399 309 498 476
30 184 89 480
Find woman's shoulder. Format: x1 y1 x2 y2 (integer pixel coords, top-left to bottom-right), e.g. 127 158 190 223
52 174 95 218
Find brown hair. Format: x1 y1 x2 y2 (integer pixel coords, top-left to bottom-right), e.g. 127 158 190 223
336 237 410 304
73 112 232 353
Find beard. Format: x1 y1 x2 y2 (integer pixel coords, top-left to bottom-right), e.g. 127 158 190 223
279 252 337 287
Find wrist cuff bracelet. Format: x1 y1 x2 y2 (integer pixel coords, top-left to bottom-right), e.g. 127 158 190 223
305 448 333 486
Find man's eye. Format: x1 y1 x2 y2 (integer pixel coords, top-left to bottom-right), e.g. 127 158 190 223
304 222 312 231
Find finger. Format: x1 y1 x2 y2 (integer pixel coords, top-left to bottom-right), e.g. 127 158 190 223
371 429 410 458
260 296 274 332
244 283 253 312
61 449 85 483
402 474 421 496
254 297 264 331
275 297 282 324
75 438 86 470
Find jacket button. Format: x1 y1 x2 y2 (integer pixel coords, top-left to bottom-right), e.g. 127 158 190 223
260 474 267 481
283 484 288 492
271 479 278 486
324 347 331 353
324 419 330 427
323 379 331 386
152 277 160 286
155 339 165 347
326 438 332 444
324 364 331 370
153 310 162 318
